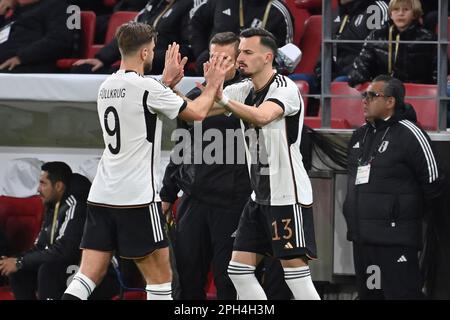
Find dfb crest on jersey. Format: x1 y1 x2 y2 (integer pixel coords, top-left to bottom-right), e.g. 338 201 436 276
378 141 389 153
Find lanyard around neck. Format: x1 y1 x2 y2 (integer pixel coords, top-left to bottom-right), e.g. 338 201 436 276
388 26 400 75
152 0 175 28
239 0 273 30
358 126 390 165
338 15 349 34
50 201 60 245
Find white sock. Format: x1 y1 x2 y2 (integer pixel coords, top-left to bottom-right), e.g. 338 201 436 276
228 261 267 300
146 282 172 300
64 272 96 300
284 266 320 300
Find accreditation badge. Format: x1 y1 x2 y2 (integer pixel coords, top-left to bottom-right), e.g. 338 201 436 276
355 164 371 185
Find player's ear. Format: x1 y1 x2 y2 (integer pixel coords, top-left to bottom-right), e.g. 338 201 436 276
265 51 273 65
141 47 148 61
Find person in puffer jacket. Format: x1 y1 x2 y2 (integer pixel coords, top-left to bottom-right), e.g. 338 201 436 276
344 75 444 299
348 0 436 87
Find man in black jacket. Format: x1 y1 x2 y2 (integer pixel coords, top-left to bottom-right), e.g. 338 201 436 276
344 75 444 299
0 0 75 73
0 162 118 299
72 0 193 75
189 0 294 75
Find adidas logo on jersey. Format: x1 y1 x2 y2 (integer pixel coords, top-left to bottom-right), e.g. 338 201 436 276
353 142 360 149
284 242 294 249
397 255 407 263
222 8 231 16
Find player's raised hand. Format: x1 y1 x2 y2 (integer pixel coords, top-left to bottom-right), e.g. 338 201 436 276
204 53 233 94
162 42 188 88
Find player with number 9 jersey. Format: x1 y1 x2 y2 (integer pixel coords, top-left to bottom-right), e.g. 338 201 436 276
87 70 186 207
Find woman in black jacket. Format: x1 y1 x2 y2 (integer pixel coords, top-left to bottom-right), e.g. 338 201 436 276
348 0 436 87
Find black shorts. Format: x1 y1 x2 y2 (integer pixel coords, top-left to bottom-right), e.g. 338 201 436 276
233 200 317 260
81 202 168 259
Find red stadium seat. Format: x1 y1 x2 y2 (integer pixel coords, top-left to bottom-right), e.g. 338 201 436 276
0 286 15 300
0 196 43 300
56 11 97 70
294 79 310 112
205 270 217 300
285 0 311 45
294 0 322 9
404 83 438 131
103 0 119 7
104 11 139 43
296 15 322 74
86 11 138 66
0 196 44 255
330 82 367 128
329 82 437 130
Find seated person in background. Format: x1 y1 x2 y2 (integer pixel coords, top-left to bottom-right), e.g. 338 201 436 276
189 0 294 75
71 0 193 75
348 0 436 87
330 0 389 81
0 162 118 300
0 0 75 73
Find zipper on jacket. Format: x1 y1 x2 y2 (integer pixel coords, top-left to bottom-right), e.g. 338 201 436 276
389 196 399 227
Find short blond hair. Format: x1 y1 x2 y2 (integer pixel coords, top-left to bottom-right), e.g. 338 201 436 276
388 0 423 19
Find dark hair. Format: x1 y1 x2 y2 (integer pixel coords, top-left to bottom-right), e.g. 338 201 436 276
239 27 278 56
116 21 157 56
210 32 240 55
373 74 405 109
41 162 72 187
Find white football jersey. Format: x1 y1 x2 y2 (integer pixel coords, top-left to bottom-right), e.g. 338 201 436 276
223 73 313 206
88 70 186 207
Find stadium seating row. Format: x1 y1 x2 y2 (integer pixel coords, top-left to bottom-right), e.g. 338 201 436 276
296 81 439 130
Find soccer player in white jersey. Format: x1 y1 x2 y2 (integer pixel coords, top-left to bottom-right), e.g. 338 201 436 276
62 22 232 300
207 28 320 300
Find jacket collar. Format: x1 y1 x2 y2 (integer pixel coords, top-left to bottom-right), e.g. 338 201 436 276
389 20 421 36
367 114 398 129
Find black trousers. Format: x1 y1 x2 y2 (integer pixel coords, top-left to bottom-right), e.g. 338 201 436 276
9 262 119 300
353 243 424 300
174 195 291 300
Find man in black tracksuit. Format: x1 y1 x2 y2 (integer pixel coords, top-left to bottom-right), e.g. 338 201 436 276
71 0 193 75
0 162 118 299
189 0 294 75
343 75 444 299
0 0 75 73
161 32 291 300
